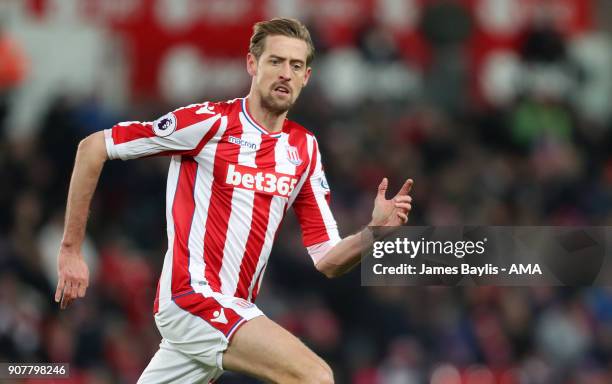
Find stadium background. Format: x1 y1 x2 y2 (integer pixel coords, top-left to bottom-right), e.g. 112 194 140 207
1 0 612 383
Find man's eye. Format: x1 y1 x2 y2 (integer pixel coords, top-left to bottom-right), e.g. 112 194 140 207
293 64 303 70
271 59 280 65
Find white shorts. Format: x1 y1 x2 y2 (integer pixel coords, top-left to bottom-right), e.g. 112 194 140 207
138 291 264 383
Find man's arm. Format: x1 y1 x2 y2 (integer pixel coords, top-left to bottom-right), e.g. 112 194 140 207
55 131 107 309
54 103 224 309
315 177 413 278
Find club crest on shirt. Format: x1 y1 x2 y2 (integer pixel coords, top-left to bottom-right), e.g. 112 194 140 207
285 144 302 166
153 112 177 137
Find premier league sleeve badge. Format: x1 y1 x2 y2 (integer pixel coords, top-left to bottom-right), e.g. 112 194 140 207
153 112 177 137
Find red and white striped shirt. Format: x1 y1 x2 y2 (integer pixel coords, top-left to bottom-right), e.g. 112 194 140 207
104 97 341 310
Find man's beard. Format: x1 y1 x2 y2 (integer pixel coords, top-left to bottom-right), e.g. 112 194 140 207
259 90 294 115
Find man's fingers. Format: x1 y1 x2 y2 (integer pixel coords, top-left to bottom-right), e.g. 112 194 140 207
55 277 66 303
377 177 388 198
66 281 75 304
77 282 87 298
62 281 75 309
394 203 412 211
396 178 413 196
397 211 408 223
394 195 412 204
61 295 72 310
60 281 69 309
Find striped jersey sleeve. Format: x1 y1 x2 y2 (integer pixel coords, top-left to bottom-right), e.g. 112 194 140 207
104 102 222 160
292 136 341 264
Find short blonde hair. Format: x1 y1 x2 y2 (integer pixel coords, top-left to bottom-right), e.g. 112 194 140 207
249 18 315 66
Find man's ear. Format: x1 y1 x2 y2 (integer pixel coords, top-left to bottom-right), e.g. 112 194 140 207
303 67 312 87
246 53 257 77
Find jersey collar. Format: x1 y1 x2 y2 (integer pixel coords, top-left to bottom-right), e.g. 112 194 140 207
241 97 283 139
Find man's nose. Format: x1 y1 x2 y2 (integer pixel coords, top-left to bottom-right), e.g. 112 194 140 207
279 62 292 79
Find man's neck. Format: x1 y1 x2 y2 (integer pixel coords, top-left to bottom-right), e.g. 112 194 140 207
246 93 287 134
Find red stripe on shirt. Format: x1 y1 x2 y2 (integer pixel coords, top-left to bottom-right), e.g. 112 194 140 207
290 128 312 177
170 157 199 296
112 121 155 144
173 103 217 128
153 277 161 314
250 262 266 302
307 136 319 178
293 137 330 246
203 124 243 292
234 136 276 298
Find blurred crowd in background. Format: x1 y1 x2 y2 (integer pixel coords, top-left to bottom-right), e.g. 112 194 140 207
1 0 612 383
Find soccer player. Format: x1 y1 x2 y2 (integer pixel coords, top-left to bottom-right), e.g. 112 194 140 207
55 18 413 383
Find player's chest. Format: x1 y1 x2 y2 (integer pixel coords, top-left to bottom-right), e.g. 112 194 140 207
205 130 309 198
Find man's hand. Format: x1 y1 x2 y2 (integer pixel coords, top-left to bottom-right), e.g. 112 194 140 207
313 177 414 278
55 245 89 309
370 178 413 226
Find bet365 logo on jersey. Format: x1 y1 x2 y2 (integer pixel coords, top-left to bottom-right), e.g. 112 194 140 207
225 164 298 197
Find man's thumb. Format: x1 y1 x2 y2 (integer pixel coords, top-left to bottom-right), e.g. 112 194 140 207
377 177 388 198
